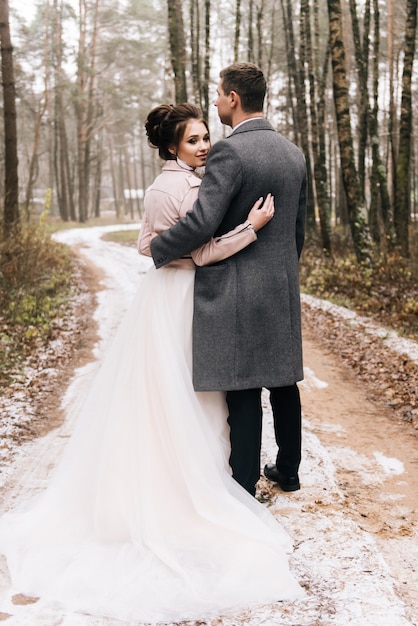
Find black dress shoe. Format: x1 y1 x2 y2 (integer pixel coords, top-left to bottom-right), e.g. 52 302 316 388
263 464 300 492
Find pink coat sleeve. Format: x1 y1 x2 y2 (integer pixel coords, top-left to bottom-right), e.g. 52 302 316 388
179 187 257 266
137 211 152 257
190 221 256 266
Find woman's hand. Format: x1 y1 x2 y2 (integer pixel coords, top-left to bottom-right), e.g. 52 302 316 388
247 193 275 232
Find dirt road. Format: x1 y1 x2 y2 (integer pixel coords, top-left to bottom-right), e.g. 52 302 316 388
0 225 417 626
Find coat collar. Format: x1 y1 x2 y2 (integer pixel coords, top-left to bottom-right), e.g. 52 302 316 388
162 159 190 172
229 118 275 136
160 159 203 184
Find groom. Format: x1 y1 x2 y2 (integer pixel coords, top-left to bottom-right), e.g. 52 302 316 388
151 62 307 497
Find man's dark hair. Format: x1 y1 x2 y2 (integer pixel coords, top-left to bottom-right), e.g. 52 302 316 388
219 62 266 113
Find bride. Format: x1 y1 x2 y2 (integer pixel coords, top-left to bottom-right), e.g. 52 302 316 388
0 103 303 624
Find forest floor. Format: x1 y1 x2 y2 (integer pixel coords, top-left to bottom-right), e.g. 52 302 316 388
0 223 417 626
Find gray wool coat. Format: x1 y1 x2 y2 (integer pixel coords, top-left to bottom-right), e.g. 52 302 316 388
151 119 307 391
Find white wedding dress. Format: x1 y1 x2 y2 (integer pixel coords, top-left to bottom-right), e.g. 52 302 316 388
0 265 303 623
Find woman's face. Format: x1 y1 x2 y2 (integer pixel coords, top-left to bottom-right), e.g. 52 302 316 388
174 120 210 168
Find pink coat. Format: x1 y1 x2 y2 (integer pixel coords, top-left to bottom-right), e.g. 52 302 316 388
138 160 256 267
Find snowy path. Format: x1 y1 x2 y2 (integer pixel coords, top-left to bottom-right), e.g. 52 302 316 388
0 225 417 626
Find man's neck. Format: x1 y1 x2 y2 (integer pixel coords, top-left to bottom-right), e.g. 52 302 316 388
231 112 264 129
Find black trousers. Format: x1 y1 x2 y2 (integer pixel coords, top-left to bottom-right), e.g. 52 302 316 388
226 384 301 496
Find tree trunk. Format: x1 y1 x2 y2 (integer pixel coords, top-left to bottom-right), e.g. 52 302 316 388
234 0 241 62
124 146 134 220
25 0 50 217
256 0 265 68
76 0 88 222
296 0 316 233
305 0 332 254
53 0 70 221
64 122 76 220
108 134 122 219
131 135 142 218
327 0 373 263
202 0 210 121
264 0 277 117
368 0 393 246
84 0 100 219
119 147 128 216
75 0 100 222
167 0 187 103
0 0 19 234
349 0 370 200
387 0 397 205
139 129 147 218
190 0 201 108
247 0 254 62
93 129 103 219
280 0 299 143
281 0 316 227
394 0 417 257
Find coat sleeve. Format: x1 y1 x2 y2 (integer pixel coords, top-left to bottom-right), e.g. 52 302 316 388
190 221 256 266
150 141 243 268
137 210 153 257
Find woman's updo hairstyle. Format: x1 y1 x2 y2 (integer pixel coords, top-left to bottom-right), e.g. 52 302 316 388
145 103 209 161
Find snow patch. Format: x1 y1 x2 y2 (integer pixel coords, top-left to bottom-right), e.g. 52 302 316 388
301 366 329 390
301 293 418 365
373 451 404 476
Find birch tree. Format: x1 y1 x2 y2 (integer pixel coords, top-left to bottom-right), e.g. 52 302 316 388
368 0 392 245
349 0 370 200
304 0 332 254
327 0 372 263
281 0 315 231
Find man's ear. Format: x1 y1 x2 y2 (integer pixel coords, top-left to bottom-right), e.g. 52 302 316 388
229 90 240 109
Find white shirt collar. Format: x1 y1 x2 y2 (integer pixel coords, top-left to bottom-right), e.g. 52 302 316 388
232 117 264 133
